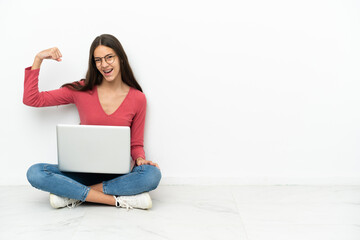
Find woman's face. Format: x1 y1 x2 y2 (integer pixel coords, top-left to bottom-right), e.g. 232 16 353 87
94 45 121 83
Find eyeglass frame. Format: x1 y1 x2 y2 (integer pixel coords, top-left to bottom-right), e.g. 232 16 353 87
94 54 117 66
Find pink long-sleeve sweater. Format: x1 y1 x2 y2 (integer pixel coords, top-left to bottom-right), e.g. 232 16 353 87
23 67 146 162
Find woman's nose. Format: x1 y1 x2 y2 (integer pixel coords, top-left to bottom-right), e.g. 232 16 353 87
101 59 109 67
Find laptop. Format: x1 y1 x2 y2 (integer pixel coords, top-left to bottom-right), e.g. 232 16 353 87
56 124 132 174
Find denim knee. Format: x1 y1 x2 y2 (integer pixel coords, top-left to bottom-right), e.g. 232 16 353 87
142 165 162 191
26 163 46 189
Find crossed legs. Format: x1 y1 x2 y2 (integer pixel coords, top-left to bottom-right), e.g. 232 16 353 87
26 163 162 206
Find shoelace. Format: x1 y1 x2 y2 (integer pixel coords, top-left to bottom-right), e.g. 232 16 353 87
114 196 134 211
66 200 83 209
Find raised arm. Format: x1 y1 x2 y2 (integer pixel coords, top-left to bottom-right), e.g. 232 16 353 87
23 47 75 107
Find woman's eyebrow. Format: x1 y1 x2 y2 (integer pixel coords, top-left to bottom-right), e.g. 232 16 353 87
94 53 114 59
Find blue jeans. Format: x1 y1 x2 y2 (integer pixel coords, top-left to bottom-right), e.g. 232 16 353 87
26 163 162 202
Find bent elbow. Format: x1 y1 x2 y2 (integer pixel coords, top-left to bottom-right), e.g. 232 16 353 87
23 96 40 107
23 98 31 106
23 97 31 106
23 96 34 107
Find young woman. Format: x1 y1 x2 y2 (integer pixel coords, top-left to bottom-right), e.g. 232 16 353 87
24 34 161 210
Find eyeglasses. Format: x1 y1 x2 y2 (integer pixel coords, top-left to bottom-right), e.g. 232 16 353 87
94 54 116 66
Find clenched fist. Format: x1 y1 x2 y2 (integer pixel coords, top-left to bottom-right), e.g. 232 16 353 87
32 47 62 70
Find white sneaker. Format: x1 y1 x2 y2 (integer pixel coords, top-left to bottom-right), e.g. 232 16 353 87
49 193 82 209
114 192 152 210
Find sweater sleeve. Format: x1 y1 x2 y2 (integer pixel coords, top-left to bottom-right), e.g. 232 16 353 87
23 67 75 107
130 93 147 161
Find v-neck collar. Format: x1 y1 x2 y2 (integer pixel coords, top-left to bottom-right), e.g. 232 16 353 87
95 86 132 117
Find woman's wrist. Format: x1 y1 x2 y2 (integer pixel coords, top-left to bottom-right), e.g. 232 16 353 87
31 56 43 70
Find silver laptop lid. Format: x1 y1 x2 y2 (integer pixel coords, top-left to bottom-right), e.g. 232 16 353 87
57 124 131 174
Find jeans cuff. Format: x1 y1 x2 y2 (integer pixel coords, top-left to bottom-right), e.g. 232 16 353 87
102 181 109 195
81 186 91 202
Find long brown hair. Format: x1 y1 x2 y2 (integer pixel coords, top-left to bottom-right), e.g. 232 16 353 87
62 34 143 92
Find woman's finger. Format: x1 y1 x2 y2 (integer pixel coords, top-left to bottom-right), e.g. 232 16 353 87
50 48 59 61
137 159 160 169
54 48 61 61
57 49 62 58
50 48 57 60
150 161 160 169
56 49 62 61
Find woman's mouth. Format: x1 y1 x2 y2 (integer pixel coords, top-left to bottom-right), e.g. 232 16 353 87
103 69 113 76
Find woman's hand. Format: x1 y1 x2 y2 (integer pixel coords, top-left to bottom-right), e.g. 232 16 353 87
136 157 160 169
32 47 63 70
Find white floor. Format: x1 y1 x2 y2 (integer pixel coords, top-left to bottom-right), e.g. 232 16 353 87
0 185 359 240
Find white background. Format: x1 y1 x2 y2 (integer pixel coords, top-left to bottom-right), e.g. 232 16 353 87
1 0 359 185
